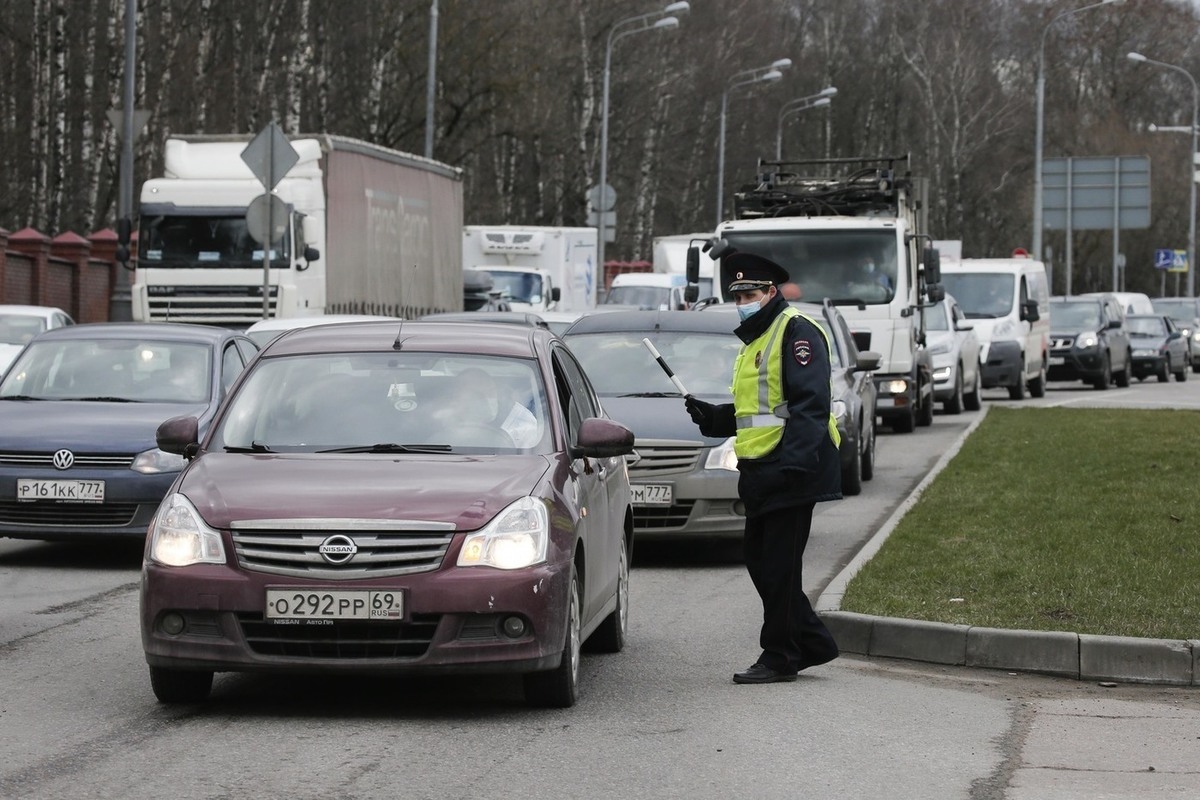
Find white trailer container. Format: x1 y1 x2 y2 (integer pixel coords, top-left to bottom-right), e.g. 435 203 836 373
653 233 716 299
462 226 598 314
134 134 463 325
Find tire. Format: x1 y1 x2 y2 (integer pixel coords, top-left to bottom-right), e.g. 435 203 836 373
1175 358 1188 382
1028 358 1047 398
149 666 213 704
963 365 983 411
524 566 581 708
860 420 875 481
943 367 964 415
841 434 863 496
1008 369 1026 400
916 383 934 427
1192 359 1200 374
892 407 915 433
1093 355 1112 390
587 536 629 654
1157 356 1170 383
1114 352 1131 388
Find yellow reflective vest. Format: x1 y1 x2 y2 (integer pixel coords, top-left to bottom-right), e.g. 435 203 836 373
732 306 841 459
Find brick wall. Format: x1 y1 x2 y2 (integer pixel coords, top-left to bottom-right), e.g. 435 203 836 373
0 227 120 321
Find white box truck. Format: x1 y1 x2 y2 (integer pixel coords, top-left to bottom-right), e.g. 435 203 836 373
653 232 716 300
134 134 463 325
462 226 598 314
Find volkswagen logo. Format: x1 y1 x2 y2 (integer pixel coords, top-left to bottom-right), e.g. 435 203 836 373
318 534 358 565
52 449 75 470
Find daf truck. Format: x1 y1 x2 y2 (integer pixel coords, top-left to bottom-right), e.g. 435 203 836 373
133 134 463 325
461 226 598 314
692 155 942 432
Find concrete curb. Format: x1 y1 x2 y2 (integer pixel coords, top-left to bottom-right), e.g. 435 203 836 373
815 406 1199 686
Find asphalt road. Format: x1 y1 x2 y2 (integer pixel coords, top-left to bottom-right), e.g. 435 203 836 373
1 377 1198 800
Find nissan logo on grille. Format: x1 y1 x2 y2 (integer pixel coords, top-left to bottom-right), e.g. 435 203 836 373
53 449 75 470
318 534 358 565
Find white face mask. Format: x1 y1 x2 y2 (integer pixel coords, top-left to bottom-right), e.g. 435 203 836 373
736 300 762 321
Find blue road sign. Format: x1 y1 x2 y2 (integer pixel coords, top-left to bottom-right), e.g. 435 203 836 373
1154 248 1175 270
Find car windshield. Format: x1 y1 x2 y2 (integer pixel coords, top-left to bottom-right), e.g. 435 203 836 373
0 314 48 345
1126 316 1167 337
939 273 1014 318
0 339 212 402
1151 300 1196 326
141 214 289 267
1051 302 1103 330
215 352 551 454
488 271 544 305
604 285 677 310
565 330 743 397
925 301 950 331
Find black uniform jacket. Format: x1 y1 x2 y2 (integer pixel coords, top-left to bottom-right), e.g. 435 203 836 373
698 293 843 515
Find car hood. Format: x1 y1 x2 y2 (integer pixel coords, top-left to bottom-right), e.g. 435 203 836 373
1051 327 1099 338
178 453 553 531
1129 334 1168 348
599 395 729 445
0 400 211 451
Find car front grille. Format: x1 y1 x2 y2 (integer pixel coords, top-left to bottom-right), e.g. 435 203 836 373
1052 337 1074 349
633 501 696 530
230 518 456 579
0 500 140 527
0 451 135 468
236 613 441 659
629 440 702 477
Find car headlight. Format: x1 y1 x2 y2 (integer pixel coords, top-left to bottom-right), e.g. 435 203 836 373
1133 348 1157 357
149 493 226 567
882 379 909 394
992 319 1018 340
1191 331 1200 345
458 496 548 570
1075 333 1098 349
927 340 951 355
704 436 738 471
131 447 187 475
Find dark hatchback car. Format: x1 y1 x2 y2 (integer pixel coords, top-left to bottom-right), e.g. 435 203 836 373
1150 297 1200 372
1126 314 1189 383
1047 296 1131 390
0 323 258 540
141 320 634 708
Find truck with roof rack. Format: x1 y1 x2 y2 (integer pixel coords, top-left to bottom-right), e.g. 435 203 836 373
133 134 463 326
689 155 942 432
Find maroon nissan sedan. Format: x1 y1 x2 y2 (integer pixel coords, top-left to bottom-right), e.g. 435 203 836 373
140 320 635 708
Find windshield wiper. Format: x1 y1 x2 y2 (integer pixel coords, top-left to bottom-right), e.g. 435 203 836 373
75 396 136 403
829 298 869 309
618 391 682 398
224 441 274 453
0 395 47 401
318 443 454 454
964 312 1000 319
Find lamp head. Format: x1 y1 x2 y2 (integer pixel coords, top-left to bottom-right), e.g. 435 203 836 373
812 97 832 108
771 58 793 70
1127 52 1147 63
653 16 679 30
663 1 690 14
820 86 838 97
760 69 783 83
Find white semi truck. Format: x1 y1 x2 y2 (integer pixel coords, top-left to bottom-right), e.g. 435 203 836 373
461 226 598 314
693 155 942 433
133 134 463 325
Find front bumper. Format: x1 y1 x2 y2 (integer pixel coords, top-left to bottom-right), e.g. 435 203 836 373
1047 347 1105 382
627 466 743 538
874 374 919 421
1130 353 1166 378
140 552 571 675
981 340 1021 388
0 468 176 540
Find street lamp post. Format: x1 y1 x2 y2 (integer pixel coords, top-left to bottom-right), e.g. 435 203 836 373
1033 0 1121 276
424 0 438 159
1128 51 1198 298
775 86 836 160
716 58 792 226
597 2 688 286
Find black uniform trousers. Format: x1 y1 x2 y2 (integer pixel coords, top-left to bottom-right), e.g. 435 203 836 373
743 502 839 674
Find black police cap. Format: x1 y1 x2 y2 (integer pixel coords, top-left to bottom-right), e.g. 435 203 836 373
725 253 790 292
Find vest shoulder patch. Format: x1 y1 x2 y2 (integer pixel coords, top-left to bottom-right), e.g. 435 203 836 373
794 339 812 366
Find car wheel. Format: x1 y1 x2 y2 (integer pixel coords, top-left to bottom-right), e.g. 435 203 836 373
1029 358 1047 397
963 365 982 412
892 407 915 433
943 367 964 415
149 666 213 704
587 536 629 654
841 434 863 495
861 419 875 481
1158 356 1170 383
1114 352 1131 388
1176 358 1188 382
1008 368 1026 400
916 383 934 427
1192 358 1200 374
524 565 581 708
1094 355 1112 390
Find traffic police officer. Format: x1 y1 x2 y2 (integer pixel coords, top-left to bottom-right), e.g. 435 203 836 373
685 252 842 683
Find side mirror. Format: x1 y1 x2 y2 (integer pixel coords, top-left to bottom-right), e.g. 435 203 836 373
926 284 945 303
854 350 882 373
300 245 320 272
550 286 562 302
156 415 200 459
571 417 635 459
1020 300 1039 322
954 320 974 332
684 284 699 304
1108 318 1122 330
686 246 700 284
923 246 941 284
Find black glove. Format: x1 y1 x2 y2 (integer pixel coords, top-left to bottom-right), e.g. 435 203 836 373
684 395 715 429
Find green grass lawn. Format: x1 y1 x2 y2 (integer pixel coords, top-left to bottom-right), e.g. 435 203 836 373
839 406 1200 640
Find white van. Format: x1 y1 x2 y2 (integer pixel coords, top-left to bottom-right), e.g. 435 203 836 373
603 273 690 310
938 258 1051 399
1084 291 1154 317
